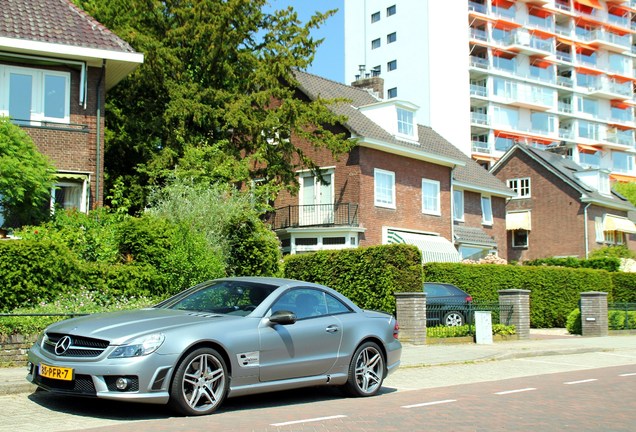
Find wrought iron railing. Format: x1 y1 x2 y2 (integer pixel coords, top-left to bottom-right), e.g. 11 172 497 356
268 203 359 230
426 301 514 332
608 302 636 330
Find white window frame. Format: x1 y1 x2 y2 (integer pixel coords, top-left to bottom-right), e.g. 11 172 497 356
481 195 493 225
507 177 531 198
0 65 71 124
397 107 414 136
595 216 604 243
512 229 529 248
51 179 88 213
374 168 396 209
421 179 440 215
453 189 464 221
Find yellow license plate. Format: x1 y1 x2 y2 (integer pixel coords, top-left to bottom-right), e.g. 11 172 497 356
39 363 74 381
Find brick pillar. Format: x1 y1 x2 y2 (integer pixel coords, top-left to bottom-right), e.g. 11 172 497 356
498 289 531 340
394 292 426 345
580 291 608 337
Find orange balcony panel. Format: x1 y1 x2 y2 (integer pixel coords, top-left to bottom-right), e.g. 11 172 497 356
575 0 602 10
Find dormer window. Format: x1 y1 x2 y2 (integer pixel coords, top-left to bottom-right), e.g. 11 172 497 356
573 169 611 196
397 108 414 136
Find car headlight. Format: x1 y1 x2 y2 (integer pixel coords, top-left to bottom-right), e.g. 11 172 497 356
109 333 165 358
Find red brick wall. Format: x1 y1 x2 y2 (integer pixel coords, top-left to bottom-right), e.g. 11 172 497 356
493 151 632 261
457 190 508 259
4 62 106 209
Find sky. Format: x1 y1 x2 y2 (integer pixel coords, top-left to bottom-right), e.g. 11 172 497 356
268 0 345 83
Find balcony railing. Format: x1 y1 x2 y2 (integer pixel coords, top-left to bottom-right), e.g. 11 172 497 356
268 203 359 230
469 56 489 69
557 76 574 88
472 141 491 153
470 84 488 97
471 112 489 125
470 28 488 41
468 1 487 14
558 102 573 113
556 51 572 63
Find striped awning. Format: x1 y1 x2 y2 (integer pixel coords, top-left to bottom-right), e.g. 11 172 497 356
506 211 531 231
604 215 636 234
388 230 461 263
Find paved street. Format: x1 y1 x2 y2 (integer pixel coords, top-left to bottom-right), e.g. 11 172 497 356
2 346 635 432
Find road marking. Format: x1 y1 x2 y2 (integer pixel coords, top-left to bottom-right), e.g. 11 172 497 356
619 373 636 377
270 415 347 427
494 388 536 395
402 399 457 409
518 358 594 368
564 379 598 385
598 352 636 359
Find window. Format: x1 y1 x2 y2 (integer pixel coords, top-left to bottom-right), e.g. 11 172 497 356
453 190 464 221
387 87 397 98
270 288 351 320
371 11 380 22
612 152 634 174
507 178 531 198
374 168 395 208
387 60 397 71
481 195 493 225
595 217 604 243
0 65 70 124
52 180 88 213
422 179 440 215
577 97 598 116
492 106 519 128
531 112 555 134
387 32 397 44
397 108 414 136
512 230 529 248
371 38 381 49
387 5 396 16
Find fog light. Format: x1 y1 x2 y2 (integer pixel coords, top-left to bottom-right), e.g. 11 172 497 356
115 377 130 391
26 361 33 373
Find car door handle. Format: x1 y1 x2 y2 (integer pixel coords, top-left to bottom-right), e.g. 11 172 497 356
325 325 339 333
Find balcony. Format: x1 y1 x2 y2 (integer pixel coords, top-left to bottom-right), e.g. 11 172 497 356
587 77 633 99
471 112 489 125
558 101 573 113
557 76 574 88
268 203 359 230
470 28 488 42
470 84 488 97
556 51 573 63
586 29 631 52
468 1 487 14
469 56 489 70
506 30 554 56
605 132 635 148
607 13 630 29
472 141 491 153
559 128 575 140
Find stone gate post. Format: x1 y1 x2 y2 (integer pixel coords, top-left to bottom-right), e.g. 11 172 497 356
498 289 530 340
580 291 608 337
394 292 426 345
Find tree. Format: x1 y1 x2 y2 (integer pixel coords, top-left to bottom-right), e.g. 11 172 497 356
0 117 55 228
74 0 351 213
613 181 636 207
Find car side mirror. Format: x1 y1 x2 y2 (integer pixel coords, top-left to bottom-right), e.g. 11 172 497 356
269 310 297 325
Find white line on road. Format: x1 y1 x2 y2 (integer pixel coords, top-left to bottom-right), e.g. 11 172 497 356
270 415 347 427
598 352 636 359
564 379 598 385
402 399 457 409
619 373 636 377
494 388 536 395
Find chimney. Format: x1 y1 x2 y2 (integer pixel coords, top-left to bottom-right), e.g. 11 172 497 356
351 65 384 99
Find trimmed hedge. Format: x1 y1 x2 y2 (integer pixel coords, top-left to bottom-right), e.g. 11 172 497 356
610 272 636 303
283 244 422 314
523 256 621 272
0 240 81 312
424 262 613 328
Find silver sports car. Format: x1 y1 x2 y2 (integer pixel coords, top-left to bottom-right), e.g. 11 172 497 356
27 277 402 415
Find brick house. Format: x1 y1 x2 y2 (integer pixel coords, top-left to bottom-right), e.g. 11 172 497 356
0 0 143 224
269 71 514 261
490 144 636 262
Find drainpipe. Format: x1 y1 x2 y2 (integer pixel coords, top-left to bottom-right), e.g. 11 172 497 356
450 165 457 245
583 202 591 259
95 60 106 208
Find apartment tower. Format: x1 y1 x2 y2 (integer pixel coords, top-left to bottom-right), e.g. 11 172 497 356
344 0 636 181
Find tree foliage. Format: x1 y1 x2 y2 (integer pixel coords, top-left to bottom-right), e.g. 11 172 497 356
613 181 636 207
73 0 350 213
0 117 55 228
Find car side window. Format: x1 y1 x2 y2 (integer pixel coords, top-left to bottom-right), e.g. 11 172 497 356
270 288 328 320
325 293 352 315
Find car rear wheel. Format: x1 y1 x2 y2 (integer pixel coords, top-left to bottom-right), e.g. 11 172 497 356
169 347 228 416
443 311 465 326
344 341 385 397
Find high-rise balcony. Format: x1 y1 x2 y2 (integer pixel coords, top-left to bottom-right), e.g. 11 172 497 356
605 132 635 147
559 128 575 140
469 28 488 42
556 51 573 63
587 77 632 99
585 29 631 52
607 13 630 29
470 84 488 97
469 56 489 70
468 1 487 14
557 76 574 88
506 30 554 56
471 112 489 125
558 101 573 113
471 141 491 154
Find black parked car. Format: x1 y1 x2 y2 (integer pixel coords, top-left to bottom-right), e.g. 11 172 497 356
423 282 473 327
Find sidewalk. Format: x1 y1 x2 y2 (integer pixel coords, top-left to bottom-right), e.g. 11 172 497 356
3 330 636 396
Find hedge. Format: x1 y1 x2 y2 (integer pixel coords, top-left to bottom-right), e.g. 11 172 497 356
423 262 614 328
610 272 636 303
283 244 422 314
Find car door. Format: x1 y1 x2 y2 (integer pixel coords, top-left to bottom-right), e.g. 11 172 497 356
258 287 344 382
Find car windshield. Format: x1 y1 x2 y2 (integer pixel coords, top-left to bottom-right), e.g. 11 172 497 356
159 280 276 315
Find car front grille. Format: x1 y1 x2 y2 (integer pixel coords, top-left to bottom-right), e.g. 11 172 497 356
43 333 110 358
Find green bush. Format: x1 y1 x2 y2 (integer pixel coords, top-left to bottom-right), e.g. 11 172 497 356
610 272 636 302
608 309 636 330
424 263 612 328
426 323 515 338
566 309 582 335
0 290 157 336
0 240 82 312
523 256 621 272
284 244 422 314
224 214 282 277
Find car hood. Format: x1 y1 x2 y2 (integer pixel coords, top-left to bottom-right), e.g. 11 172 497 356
45 308 240 345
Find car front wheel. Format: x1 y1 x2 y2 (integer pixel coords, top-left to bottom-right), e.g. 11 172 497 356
443 311 465 326
169 347 228 416
344 341 385 397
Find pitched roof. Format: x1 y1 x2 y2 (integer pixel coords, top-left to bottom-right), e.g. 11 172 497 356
293 70 512 197
0 0 135 53
492 144 635 211
454 226 497 247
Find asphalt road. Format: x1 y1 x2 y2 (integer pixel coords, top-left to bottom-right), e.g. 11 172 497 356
2 349 635 432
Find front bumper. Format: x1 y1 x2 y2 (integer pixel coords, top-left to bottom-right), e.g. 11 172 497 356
27 342 179 404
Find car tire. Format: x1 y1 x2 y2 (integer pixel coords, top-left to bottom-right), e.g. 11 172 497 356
443 311 465 326
343 341 385 397
169 347 228 416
